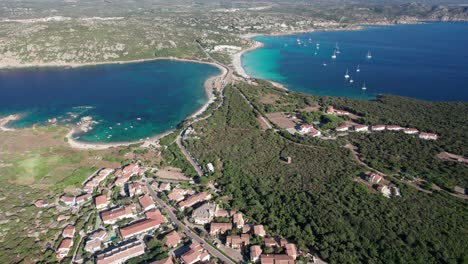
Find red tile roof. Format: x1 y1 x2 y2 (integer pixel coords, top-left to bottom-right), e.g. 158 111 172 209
178 192 211 209
209 222 232 235
95 194 108 208
120 218 163 240
254 225 266 236
165 230 182 248
96 241 145 264
101 205 133 224
139 194 155 211
62 224 75 238
285 244 298 259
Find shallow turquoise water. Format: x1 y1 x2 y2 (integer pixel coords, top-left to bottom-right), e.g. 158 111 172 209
242 22 468 101
0 60 220 143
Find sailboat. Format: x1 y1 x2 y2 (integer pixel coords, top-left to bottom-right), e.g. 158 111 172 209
335 43 341 54
362 82 367 90
322 61 327 66
349 79 354 83
366 51 372 59
356 64 360 72
344 69 350 79
331 51 337 60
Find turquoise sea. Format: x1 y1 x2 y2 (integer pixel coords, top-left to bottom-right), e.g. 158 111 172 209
242 22 468 101
0 60 220 143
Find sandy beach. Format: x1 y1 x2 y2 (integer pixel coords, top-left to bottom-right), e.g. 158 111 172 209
0 114 20 131
65 127 175 150
232 40 264 79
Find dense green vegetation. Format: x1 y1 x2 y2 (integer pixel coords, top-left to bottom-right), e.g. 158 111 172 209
238 81 468 188
349 132 468 189
186 84 468 263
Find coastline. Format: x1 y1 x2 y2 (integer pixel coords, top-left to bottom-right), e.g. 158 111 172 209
65 127 175 150
0 56 220 70
1 57 227 150
0 114 20 131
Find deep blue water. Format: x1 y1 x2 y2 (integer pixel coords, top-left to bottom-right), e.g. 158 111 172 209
0 60 220 142
242 22 468 101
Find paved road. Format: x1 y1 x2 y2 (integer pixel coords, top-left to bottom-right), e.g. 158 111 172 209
145 182 236 264
176 135 204 177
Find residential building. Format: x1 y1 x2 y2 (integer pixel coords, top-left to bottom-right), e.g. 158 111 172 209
386 125 403 131
95 194 109 210
101 205 134 225
371 125 386 131
159 182 171 192
128 182 146 197
265 237 279 247
214 208 230 218
335 125 349 132
62 224 75 238
377 185 392 198
403 128 419 134
233 213 245 228
180 242 210 264
88 229 108 241
96 240 145 264
84 168 113 192
34 199 48 208
60 195 76 206
254 225 266 237
192 203 218 224
145 209 166 222
226 234 250 249
210 222 232 235
285 244 298 260
309 128 321 137
164 230 182 248
56 238 73 260
178 192 211 209
299 124 314 134
250 245 262 263
76 193 92 205
260 254 295 264
168 188 192 202
366 173 383 184
120 218 165 240
325 105 334 114
335 110 351 116
354 125 368 132
139 194 155 211
85 239 102 253
206 163 215 173
419 132 439 140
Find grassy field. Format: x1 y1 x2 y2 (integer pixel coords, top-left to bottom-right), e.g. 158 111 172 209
0 125 162 263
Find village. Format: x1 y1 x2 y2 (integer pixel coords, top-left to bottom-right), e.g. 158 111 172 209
34 161 305 264
264 104 439 141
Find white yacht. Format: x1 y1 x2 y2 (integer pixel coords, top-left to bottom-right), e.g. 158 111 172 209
362 83 367 90
344 69 350 79
366 51 372 59
331 51 337 60
356 64 360 72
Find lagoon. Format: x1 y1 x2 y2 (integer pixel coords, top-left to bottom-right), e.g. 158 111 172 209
0 60 220 143
242 22 468 101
